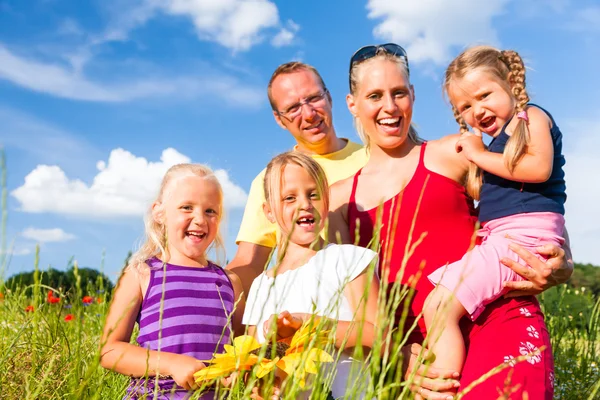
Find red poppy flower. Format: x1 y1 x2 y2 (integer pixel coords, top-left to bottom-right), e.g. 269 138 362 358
82 296 93 304
64 314 74 322
25 305 34 312
96 297 103 304
47 291 60 304
0 292 4 301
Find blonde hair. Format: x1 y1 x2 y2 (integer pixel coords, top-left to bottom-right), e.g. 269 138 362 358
263 152 329 251
444 45 530 200
129 163 226 271
348 49 422 149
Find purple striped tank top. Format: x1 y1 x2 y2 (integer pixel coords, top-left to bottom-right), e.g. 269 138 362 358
126 257 234 399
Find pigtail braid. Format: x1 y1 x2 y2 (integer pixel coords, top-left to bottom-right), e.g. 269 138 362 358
500 50 530 173
453 106 483 200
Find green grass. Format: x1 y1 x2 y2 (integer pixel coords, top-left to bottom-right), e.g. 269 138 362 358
0 258 598 399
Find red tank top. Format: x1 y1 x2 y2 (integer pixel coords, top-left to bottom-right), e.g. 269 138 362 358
348 142 477 343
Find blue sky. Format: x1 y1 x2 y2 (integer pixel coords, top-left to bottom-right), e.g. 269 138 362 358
1 0 599 281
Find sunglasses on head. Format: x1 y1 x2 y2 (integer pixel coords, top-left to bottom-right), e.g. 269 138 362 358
349 43 409 75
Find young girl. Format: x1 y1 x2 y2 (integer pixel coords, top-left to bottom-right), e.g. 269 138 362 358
100 163 245 400
424 45 566 398
242 152 381 399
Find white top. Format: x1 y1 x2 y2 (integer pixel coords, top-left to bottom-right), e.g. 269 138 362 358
242 244 378 399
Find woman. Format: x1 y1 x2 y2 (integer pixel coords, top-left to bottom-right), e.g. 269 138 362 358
328 44 571 399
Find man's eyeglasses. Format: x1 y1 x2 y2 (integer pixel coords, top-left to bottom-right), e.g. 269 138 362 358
349 43 409 75
275 90 329 121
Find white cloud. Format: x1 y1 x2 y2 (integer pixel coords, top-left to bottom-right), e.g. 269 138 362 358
561 118 600 265
11 148 248 218
82 0 299 56
0 44 263 106
366 0 510 64
154 0 289 51
21 228 76 243
271 20 300 47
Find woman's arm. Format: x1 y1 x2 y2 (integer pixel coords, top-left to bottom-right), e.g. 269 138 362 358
100 267 204 390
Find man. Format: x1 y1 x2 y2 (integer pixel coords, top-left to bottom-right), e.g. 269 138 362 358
227 62 368 294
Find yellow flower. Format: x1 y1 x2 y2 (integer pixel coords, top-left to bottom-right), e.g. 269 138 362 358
276 319 334 388
194 335 278 382
195 319 334 387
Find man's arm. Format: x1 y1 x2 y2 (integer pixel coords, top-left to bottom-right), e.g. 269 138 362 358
502 227 573 297
227 170 276 296
226 242 272 298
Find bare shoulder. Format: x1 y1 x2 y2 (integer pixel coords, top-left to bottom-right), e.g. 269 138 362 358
527 105 551 121
424 135 470 182
526 105 552 127
427 134 465 163
429 133 461 152
119 262 146 294
329 175 354 210
104 264 143 323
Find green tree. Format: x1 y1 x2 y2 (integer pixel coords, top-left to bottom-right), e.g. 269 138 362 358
5 266 114 298
569 262 600 296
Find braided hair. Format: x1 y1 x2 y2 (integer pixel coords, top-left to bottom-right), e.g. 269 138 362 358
444 45 531 200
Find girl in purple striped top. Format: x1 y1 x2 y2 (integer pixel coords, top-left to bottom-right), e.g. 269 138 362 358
100 164 245 399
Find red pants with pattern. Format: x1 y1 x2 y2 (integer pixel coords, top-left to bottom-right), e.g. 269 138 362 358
459 296 554 399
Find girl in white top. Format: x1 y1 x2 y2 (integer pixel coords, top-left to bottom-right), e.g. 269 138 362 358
242 151 381 399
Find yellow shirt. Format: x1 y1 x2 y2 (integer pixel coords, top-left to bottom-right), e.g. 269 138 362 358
235 139 368 247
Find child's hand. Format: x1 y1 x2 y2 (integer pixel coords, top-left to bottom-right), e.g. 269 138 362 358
250 368 285 400
263 310 304 340
455 129 485 162
168 355 206 391
250 381 282 400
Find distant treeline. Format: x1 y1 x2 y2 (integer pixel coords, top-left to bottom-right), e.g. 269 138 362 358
570 262 600 296
3 266 114 298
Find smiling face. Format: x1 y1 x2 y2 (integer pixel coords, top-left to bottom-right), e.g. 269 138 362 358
264 163 326 248
154 175 221 267
347 58 414 149
270 69 335 153
448 68 515 137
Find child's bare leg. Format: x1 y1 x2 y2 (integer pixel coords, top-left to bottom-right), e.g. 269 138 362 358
424 285 467 392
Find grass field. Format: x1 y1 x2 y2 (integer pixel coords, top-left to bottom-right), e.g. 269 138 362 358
0 254 598 399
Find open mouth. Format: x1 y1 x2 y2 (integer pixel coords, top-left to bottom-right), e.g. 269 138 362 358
186 231 207 240
480 116 496 130
377 117 401 129
296 216 316 227
304 120 323 131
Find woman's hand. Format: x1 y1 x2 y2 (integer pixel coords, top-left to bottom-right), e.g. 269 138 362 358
168 355 205 391
263 311 304 340
403 344 460 400
501 243 574 297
